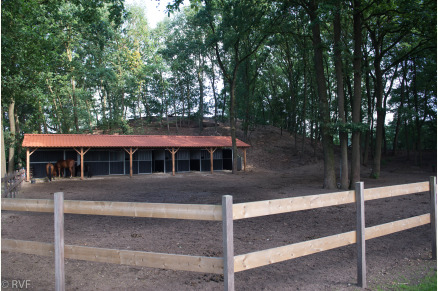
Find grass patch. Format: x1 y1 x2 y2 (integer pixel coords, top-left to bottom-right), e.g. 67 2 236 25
378 272 437 291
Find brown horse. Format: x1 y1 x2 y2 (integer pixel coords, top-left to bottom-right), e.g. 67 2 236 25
55 159 76 178
46 163 57 182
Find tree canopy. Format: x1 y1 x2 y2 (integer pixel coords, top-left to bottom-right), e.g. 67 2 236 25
2 0 436 188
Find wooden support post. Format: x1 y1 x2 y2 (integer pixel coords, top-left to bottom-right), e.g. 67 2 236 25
222 195 234 291
206 148 217 174
74 148 90 180
210 148 214 174
80 148 84 180
26 148 37 182
172 148 176 176
54 192 65 291
430 176 437 259
243 148 247 172
3 173 8 198
130 148 133 178
166 148 179 176
26 148 29 182
123 148 138 178
355 182 366 288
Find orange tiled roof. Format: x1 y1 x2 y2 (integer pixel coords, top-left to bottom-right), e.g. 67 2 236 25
22 134 250 149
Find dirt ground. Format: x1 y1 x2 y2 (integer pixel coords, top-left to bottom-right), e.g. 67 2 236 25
1 125 437 290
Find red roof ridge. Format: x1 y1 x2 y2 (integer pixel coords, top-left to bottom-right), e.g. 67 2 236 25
22 133 250 148
23 133 230 137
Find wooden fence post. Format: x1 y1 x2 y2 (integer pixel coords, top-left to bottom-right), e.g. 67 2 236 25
54 192 65 291
355 182 366 288
3 173 8 198
430 176 437 260
222 195 234 291
26 148 30 182
243 148 247 172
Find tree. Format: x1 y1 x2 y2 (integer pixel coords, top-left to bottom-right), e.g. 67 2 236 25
349 0 363 188
301 0 337 189
365 0 433 178
333 0 349 190
201 0 275 173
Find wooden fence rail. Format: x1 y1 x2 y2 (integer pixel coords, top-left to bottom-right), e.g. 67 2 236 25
1 239 224 274
232 181 429 220
1 178 436 291
233 214 431 273
1 199 222 221
2 169 26 198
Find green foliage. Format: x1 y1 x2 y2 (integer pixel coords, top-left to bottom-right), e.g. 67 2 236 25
1 0 436 174
376 271 437 291
370 172 380 179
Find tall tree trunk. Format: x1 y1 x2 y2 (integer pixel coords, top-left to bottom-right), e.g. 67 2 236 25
186 82 191 127
173 93 179 133
137 87 142 120
222 78 227 122
213 39 240 174
393 61 407 155
144 87 151 121
66 33 79 132
301 51 307 155
37 98 48 134
412 58 423 166
100 80 107 128
230 77 238 174
71 77 79 132
8 101 16 174
308 0 337 189
334 3 349 190
350 0 362 188
371 55 385 179
14 109 23 168
166 94 170 134
404 118 411 159
243 61 250 141
211 66 218 132
46 80 62 132
197 68 204 133
180 84 185 128
85 100 93 132
1 108 7 177
362 49 373 165
283 38 297 138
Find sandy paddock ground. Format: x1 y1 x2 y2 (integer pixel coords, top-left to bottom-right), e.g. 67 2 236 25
1 159 436 290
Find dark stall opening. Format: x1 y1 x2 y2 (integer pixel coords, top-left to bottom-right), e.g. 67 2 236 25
223 149 233 170
177 150 190 172
190 150 201 171
152 150 165 173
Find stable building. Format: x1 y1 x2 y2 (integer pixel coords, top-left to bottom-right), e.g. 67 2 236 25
22 134 250 181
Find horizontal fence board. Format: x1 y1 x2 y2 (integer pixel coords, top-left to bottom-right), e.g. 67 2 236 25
8 180 23 192
2 238 54 256
365 214 431 240
234 231 356 272
1 170 25 182
2 239 223 274
64 245 224 274
233 182 429 220
1 199 222 221
233 191 355 220
234 214 430 272
2 199 55 212
364 182 429 201
3 182 428 221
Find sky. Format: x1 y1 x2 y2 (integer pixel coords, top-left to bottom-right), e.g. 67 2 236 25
124 0 187 28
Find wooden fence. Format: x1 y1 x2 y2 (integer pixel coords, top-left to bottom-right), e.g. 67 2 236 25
1 177 436 291
2 169 25 198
